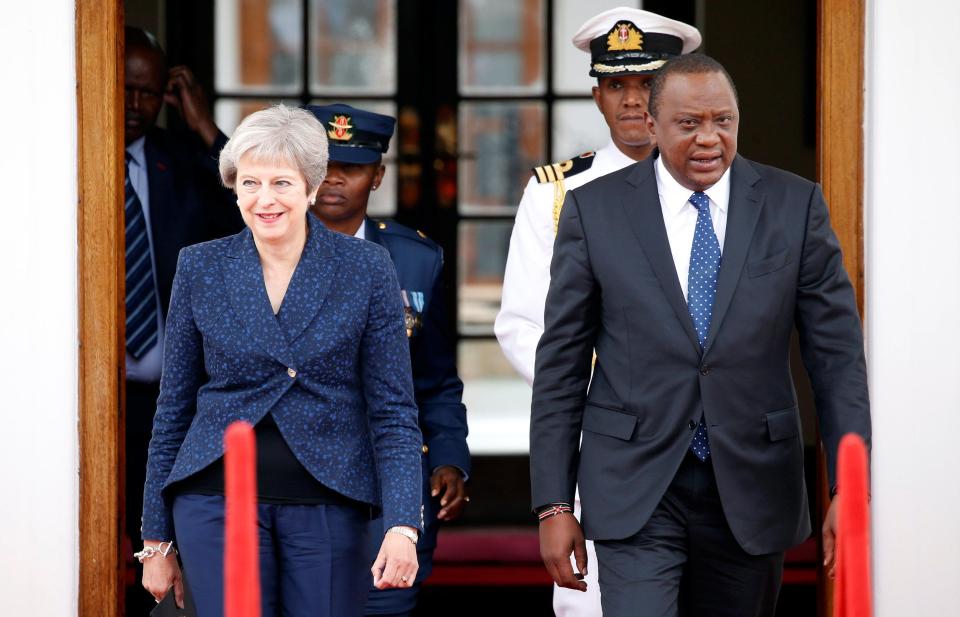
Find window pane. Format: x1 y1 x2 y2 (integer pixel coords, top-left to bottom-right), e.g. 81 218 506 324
459 102 545 215
459 0 545 95
215 0 302 94
459 340 530 454
310 100 398 218
214 98 300 135
552 99 612 160
310 0 397 95
458 221 512 335
553 0 640 94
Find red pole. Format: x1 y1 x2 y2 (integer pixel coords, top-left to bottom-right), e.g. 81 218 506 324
834 433 872 617
224 421 260 617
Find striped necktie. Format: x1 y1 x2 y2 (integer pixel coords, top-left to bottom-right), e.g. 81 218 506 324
125 153 159 360
687 191 720 462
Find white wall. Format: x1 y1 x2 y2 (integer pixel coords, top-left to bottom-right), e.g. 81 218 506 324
866 2 960 614
0 1 78 614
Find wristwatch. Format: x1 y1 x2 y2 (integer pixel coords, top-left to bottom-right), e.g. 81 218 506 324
387 526 419 545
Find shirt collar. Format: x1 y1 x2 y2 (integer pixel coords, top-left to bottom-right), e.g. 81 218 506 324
353 220 366 240
654 153 731 217
595 139 637 170
126 136 147 169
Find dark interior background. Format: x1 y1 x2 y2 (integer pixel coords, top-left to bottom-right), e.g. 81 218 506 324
124 1 820 614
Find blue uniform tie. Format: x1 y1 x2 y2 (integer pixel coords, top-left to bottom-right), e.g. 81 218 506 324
687 191 720 462
125 153 159 360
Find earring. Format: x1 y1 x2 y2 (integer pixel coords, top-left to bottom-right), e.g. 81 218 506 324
309 200 315 206
372 184 379 191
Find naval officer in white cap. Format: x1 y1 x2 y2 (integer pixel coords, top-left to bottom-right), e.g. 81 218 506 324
494 7 700 616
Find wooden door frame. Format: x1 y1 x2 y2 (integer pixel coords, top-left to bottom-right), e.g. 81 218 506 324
77 0 124 615
76 0 866 614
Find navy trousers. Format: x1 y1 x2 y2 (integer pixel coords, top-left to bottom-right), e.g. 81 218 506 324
173 494 372 617
594 453 784 617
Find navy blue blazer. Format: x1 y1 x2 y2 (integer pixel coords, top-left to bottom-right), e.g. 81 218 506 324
365 219 470 549
142 213 423 540
142 128 242 316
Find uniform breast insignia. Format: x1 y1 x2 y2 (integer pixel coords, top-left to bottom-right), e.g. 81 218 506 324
531 152 596 234
401 290 425 338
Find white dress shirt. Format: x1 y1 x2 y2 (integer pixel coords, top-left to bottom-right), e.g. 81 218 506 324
125 136 165 383
654 154 731 301
495 139 635 385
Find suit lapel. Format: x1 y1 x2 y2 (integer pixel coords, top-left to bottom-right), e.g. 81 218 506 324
275 213 340 344
621 159 702 355
221 228 295 368
706 155 763 353
144 136 176 252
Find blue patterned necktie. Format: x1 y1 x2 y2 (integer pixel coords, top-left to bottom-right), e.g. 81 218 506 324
687 191 720 461
125 153 159 360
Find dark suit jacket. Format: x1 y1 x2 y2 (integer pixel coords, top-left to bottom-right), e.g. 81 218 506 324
530 154 870 555
141 214 423 540
142 129 243 317
365 218 470 550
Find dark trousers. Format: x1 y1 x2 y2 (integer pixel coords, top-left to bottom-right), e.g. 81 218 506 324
173 494 373 617
594 453 784 617
125 379 161 616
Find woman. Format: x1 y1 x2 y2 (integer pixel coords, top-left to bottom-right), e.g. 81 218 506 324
138 104 422 617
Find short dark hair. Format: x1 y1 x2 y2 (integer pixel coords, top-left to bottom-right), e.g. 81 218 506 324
647 53 739 119
125 26 168 71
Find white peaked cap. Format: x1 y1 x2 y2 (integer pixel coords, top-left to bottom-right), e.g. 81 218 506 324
572 7 701 55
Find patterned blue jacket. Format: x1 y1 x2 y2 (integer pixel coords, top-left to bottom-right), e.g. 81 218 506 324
141 213 423 540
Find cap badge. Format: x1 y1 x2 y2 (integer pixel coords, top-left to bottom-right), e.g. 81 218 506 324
327 114 354 141
606 22 643 52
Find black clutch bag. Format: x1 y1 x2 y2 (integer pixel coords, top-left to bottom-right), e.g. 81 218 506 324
149 584 198 617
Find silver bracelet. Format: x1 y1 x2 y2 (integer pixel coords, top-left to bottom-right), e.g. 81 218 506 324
386 526 418 545
134 540 176 563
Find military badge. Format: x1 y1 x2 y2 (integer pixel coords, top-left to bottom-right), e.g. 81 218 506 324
606 21 644 51
401 290 425 338
327 114 354 141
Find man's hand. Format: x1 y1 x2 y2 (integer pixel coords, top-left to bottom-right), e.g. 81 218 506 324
165 65 218 148
539 513 588 592
431 465 468 521
822 497 839 579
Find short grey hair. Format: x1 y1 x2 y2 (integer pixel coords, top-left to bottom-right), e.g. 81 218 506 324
219 104 329 193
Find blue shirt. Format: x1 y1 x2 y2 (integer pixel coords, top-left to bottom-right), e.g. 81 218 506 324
125 136 165 383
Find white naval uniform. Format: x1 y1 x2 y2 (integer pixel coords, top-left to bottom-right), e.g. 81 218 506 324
496 139 636 617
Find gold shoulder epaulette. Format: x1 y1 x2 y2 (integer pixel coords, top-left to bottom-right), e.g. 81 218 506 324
530 152 596 234
531 151 596 185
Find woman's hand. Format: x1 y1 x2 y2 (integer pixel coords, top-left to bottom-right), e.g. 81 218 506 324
370 529 419 590
141 541 184 607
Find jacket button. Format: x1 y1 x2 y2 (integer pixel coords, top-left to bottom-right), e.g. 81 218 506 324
688 420 697 430
700 365 710 376
421 444 429 454
287 367 297 378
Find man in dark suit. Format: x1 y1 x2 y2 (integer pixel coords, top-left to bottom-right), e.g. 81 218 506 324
530 53 870 617
305 103 471 617
123 26 241 613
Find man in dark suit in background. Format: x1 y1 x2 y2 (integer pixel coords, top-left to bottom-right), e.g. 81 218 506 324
123 26 242 613
305 103 471 617
530 53 870 617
